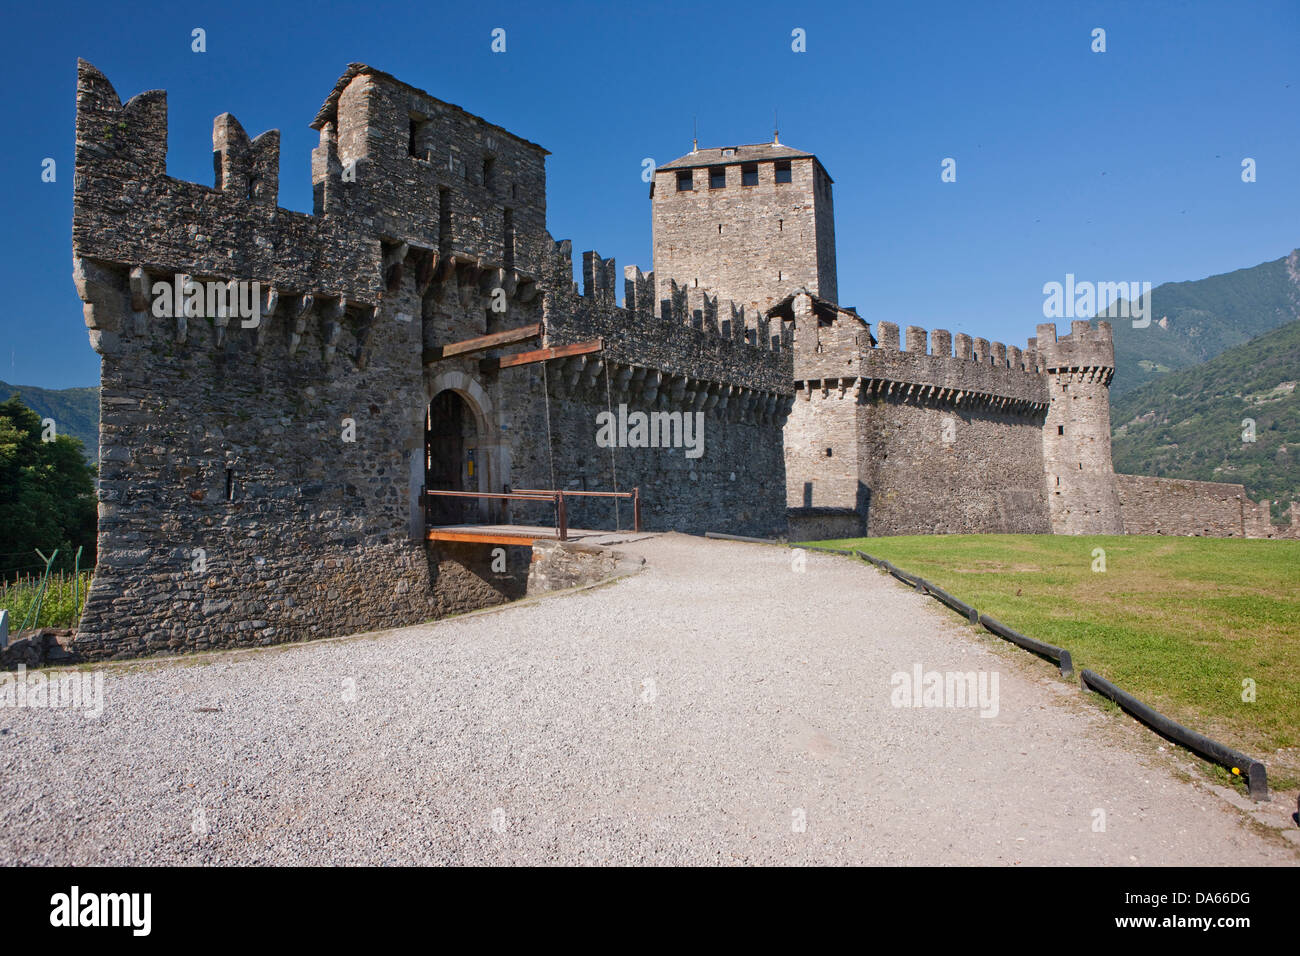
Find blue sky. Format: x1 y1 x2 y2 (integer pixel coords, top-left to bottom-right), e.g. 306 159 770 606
2 0 1297 389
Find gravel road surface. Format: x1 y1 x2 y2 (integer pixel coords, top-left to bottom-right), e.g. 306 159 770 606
2 533 1294 865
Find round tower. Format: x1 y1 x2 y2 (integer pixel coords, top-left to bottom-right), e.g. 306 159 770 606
1038 320 1124 534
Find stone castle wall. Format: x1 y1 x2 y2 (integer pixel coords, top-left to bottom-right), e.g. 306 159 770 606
1243 499 1300 539
1116 473 1300 538
68 56 1288 667
1115 474 1249 536
785 300 1054 537
504 245 793 536
70 61 792 658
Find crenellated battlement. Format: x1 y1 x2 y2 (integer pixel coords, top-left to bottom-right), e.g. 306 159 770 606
544 243 793 401
72 60 387 364
71 59 799 661
1035 319 1116 382
789 305 1049 412
873 321 1044 375
555 244 792 353
308 63 550 282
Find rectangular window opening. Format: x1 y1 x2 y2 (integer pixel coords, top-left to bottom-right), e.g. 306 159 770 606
482 155 495 190
676 170 693 191
774 160 792 184
408 118 425 159
503 208 515 270
709 167 726 189
741 163 758 186
438 187 452 254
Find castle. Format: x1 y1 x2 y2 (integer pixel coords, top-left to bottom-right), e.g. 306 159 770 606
69 62 1294 660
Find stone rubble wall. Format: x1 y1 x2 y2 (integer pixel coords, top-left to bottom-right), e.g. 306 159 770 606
69 61 795 659
786 297 1053 535
1116 473 1300 538
497 244 794 538
525 540 643 594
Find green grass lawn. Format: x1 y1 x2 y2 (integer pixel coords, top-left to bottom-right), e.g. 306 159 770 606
799 534 1300 787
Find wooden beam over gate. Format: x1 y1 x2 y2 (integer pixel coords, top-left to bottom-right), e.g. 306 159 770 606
422 323 542 364
481 338 604 372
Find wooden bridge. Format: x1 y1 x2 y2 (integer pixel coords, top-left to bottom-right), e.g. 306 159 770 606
425 488 642 546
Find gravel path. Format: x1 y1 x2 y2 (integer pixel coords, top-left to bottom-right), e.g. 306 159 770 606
2 533 1294 865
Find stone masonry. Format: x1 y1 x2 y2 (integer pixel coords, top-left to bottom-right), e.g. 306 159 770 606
651 136 1287 541
70 61 792 659
653 143 836 314
70 61 1287 660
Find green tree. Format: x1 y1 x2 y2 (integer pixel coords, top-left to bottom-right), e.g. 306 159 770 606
0 395 97 579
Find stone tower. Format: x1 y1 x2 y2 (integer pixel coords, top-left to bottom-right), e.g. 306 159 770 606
651 142 837 314
1038 320 1124 534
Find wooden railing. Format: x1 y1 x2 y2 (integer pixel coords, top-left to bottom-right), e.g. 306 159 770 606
511 488 641 537
424 487 641 540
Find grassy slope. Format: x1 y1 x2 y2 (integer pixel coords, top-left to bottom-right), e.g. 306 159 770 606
1103 249 1300 399
1110 318 1300 513
801 534 1300 784
0 380 98 462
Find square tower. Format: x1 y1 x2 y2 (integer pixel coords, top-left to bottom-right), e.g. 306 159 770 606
651 142 837 314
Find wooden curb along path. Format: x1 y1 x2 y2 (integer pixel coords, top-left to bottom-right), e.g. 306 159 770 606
796 543 1270 802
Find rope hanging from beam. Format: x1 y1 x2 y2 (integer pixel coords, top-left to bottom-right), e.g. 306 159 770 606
541 357 557 497
604 361 621 530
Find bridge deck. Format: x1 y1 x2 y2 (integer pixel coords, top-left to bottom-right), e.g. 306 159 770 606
426 524 616 546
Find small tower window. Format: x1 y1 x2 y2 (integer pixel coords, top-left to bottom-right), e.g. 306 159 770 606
482 155 495 190
408 118 425 159
503 208 515 270
1058 425 1064 435
742 163 758 186
438 187 451 253
709 167 726 189
676 170 693 191
774 160 792 184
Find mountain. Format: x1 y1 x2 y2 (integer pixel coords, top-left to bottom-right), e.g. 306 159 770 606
0 380 99 461
1099 249 1300 398
1110 318 1300 516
